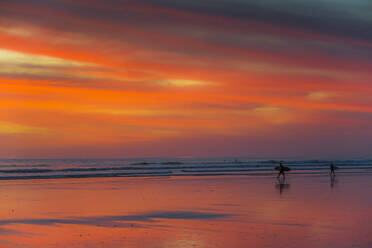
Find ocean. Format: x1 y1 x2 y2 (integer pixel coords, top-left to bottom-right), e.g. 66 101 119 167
0 158 371 180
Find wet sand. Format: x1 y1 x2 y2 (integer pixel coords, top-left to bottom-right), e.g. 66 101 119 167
0 173 371 248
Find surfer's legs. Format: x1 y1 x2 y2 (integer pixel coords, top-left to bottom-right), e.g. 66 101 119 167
277 171 285 178
330 173 336 187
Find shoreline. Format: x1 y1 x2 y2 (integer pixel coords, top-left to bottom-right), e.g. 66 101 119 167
0 172 371 247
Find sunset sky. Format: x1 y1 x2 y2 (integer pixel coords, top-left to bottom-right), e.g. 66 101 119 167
0 0 371 158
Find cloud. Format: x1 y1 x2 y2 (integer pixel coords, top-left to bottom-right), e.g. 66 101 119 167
0 27 32 37
0 48 104 82
0 121 48 135
159 79 214 87
307 92 334 100
0 49 91 67
129 0 372 42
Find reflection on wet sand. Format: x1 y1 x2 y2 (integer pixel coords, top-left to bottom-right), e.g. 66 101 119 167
275 177 290 195
330 174 338 188
0 174 371 248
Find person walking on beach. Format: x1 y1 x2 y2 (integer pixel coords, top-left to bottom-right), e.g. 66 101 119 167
277 162 286 178
330 163 335 176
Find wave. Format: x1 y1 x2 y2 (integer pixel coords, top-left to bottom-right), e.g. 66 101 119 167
0 159 371 180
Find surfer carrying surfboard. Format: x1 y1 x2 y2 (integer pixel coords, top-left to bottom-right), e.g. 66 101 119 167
330 163 335 176
275 163 290 178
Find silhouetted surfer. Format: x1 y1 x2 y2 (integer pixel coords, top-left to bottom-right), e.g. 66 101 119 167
330 163 335 176
277 163 286 178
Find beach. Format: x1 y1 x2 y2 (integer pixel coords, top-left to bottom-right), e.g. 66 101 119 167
1 0 371 247
0 162 371 248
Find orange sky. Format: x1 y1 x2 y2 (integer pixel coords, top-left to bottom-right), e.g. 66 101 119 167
0 0 371 158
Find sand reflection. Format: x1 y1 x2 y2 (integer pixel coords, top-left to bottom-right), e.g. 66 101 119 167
0 175 371 247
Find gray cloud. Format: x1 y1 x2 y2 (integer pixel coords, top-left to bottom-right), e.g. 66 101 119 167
2 0 372 52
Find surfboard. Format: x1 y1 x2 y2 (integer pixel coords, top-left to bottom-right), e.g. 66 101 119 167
274 166 291 171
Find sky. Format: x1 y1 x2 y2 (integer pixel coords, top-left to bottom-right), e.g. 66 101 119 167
0 0 371 158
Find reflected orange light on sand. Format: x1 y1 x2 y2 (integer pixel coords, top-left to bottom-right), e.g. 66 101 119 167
0 175 371 248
